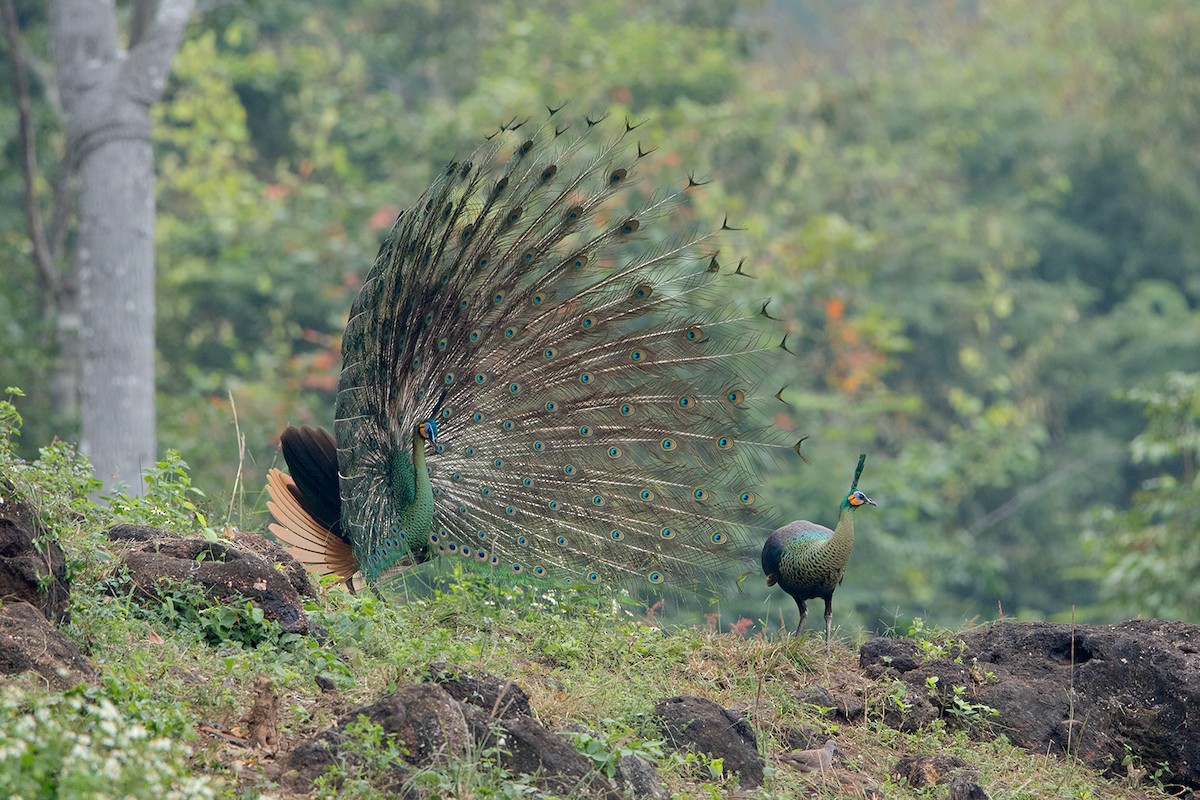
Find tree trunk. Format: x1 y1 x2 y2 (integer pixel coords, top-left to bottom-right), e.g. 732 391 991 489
47 0 192 493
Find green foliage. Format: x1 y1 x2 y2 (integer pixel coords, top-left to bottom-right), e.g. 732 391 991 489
405 745 542 800
106 450 213 534
572 725 666 779
924 676 1000 727
310 715 409 799
0 440 1182 799
4 0 1200 632
0 685 216 800
1087 372 1200 620
906 617 967 663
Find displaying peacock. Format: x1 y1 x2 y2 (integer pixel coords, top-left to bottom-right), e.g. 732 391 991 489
266 108 802 595
761 454 874 649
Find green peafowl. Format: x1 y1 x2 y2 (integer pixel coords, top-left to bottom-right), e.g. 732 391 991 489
266 108 803 594
761 454 874 649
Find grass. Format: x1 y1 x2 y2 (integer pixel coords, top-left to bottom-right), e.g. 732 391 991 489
0 393 1181 799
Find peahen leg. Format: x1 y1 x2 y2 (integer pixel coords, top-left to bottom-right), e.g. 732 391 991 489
794 598 808 636
822 596 834 654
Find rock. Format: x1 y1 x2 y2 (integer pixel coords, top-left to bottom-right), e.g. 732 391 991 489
949 775 991 800
859 637 922 677
0 601 95 687
779 739 837 772
891 753 979 789
285 683 469 790
457 703 617 799
655 695 763 787
0 502 71 623
797 683 838 716
778 724 831 751
614 754 667 800
116 532 310 634
229 529 316 598
107 523 162 542
427 662 533 719
495 714 616 798
862 620 1200 790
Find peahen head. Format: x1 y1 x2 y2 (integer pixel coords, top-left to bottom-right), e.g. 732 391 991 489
842 489 876 510
841 454 876 511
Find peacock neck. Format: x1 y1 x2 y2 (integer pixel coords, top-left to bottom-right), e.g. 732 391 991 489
410 426 432 506
362 425 435 582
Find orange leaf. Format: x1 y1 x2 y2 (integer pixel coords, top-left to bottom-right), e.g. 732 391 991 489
825 296 844 320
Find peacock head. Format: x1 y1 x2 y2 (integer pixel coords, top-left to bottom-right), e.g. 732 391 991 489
844 490 876 509
417 418 439 445
417 387 449 447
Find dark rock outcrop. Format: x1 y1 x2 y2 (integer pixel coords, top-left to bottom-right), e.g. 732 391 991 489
0 501 71 623
655 695 764 787
427 662 533 719
862 619 1200 790
891 753 980 789
287 667 643 799
115 531 311 634
433 664 623 798
285 683 469 791
0 601 95 687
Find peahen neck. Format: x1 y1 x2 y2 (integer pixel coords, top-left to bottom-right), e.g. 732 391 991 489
825 499 856 564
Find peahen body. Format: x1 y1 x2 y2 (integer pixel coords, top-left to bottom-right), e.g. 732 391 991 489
761 454 874 648
266 109 801 593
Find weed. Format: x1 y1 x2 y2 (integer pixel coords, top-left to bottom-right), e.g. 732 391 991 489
311 715 409 799
0 684 215 799
925 675 999 727
571 723 666 779
907 617 966 663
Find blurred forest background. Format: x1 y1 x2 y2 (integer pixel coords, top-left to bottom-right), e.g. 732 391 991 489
3 0 1198 633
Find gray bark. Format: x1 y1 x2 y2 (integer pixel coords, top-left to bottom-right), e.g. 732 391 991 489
48 0 192 493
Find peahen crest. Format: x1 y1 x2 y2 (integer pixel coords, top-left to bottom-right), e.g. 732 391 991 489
268 108 801 594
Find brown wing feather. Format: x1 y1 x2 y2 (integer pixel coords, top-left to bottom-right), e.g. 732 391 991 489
266 468 359 580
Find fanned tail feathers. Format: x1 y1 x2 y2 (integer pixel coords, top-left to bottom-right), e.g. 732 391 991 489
279 110 797 591
265 468 359 582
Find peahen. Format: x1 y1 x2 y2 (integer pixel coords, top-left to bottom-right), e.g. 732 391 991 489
761 454 874 649
265 108 802 594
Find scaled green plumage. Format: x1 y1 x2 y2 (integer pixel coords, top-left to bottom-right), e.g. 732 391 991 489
267 109 802 594
762 454 875 650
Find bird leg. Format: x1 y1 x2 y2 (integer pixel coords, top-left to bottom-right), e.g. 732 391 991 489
794 598 808 636
822 596 834 654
